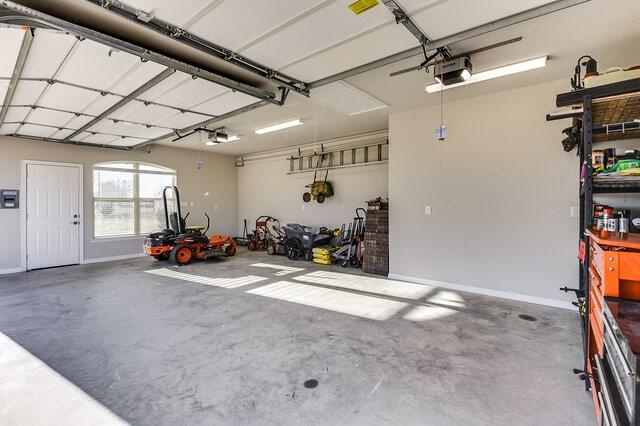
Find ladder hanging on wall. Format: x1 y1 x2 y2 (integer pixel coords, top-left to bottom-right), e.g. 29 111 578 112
287 139 388 175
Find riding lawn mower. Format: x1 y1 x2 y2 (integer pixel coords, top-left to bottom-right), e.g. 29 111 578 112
143 186 236 265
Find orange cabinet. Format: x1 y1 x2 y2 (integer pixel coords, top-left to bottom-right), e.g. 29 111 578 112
587 229 640 300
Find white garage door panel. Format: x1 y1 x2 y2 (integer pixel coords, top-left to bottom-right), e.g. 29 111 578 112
0 28 25 78
81 94 122 116
109 63 168 95
191 91 256 116
28 108 76 128
4 106 31 123
160 111 209 129
241 0 394 69
144 75 229 109
21 31 77 79
281 23 417 82
0 80 8 107
82 133 120 145
26 164 80 269
108 137 148 147
122 0 214 27
56 39 141 91
0 123 20 134
37 84 99 112
12 81 47 105
189 0 325 51
412 0 556 39
19 123 56 138
138 72 191 102
50 128 76 140
109 102 176 124
64 115 96 130
87 119 168 139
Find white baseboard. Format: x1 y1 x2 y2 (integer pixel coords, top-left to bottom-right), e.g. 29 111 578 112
81 253 146 265
0 267 25 275
387 273 574 310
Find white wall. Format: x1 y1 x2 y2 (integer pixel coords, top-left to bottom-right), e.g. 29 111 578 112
0 136 237 271
237 139 388 233
389 79 579 306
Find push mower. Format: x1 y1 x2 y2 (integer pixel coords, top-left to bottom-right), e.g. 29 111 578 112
333 208 366 267
143 186 236 266
248 215 282 251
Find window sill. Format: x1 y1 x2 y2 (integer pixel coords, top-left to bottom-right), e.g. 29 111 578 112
91 235 143 243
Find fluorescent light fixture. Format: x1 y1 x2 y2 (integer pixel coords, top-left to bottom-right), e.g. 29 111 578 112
426 56 547 93
255 119 303 135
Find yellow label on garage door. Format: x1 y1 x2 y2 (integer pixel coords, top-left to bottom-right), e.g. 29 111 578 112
348 0 380 15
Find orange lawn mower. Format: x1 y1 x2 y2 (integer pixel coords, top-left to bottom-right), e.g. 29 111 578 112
143 186 236 265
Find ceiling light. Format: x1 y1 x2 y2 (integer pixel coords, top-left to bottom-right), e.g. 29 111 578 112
255 119 303 135
426 56 547 93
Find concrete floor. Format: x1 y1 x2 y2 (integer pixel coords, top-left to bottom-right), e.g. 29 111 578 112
0 249 593 425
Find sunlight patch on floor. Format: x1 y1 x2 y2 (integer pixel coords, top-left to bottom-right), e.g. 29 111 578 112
0 332 127 425
293 270 435 300
246 281 409 321
251 263 306 276
145 268 268 289
428 290 465 308
402 305 456 321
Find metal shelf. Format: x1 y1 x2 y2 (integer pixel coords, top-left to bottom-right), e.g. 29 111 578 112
555 77 640 395
593 175 640 193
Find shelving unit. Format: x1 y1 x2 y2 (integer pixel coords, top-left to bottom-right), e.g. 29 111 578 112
555 78 640 423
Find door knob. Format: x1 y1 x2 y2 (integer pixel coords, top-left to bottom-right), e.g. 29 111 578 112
70 221 79 225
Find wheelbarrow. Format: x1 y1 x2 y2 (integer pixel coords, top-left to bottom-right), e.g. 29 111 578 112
303 170 334 203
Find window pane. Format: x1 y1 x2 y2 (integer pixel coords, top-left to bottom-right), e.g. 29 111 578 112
139 173 175 198
94 201 134 237
93 169 134 198
140 200 169 234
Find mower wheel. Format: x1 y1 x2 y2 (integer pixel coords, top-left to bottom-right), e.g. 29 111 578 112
247 240 257 251
225 244 237 257
267 242 276 255
153 252 170 261
316 194 325 203
303 192 311 202
170 244 194 266
285 238 302 260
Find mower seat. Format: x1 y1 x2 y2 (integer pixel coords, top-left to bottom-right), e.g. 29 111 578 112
148 229 175 239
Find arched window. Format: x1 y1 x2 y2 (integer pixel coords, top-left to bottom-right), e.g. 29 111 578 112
93 162 176 238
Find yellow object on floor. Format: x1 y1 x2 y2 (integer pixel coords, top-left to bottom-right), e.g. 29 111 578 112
312 247 336 255
348 0 379 15
313 253 332 261
313 257 334 265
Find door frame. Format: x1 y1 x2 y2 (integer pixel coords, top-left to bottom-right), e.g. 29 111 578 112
21 160 84 271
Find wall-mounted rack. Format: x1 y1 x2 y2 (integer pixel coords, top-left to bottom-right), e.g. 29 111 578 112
554 77 640 423
287 139 388 175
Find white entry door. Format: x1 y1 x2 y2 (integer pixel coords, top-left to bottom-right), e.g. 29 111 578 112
26 163 81 269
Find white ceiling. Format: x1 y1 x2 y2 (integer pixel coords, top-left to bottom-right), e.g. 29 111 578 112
1 0 639 153
0 27 262 146
150 0 640 155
